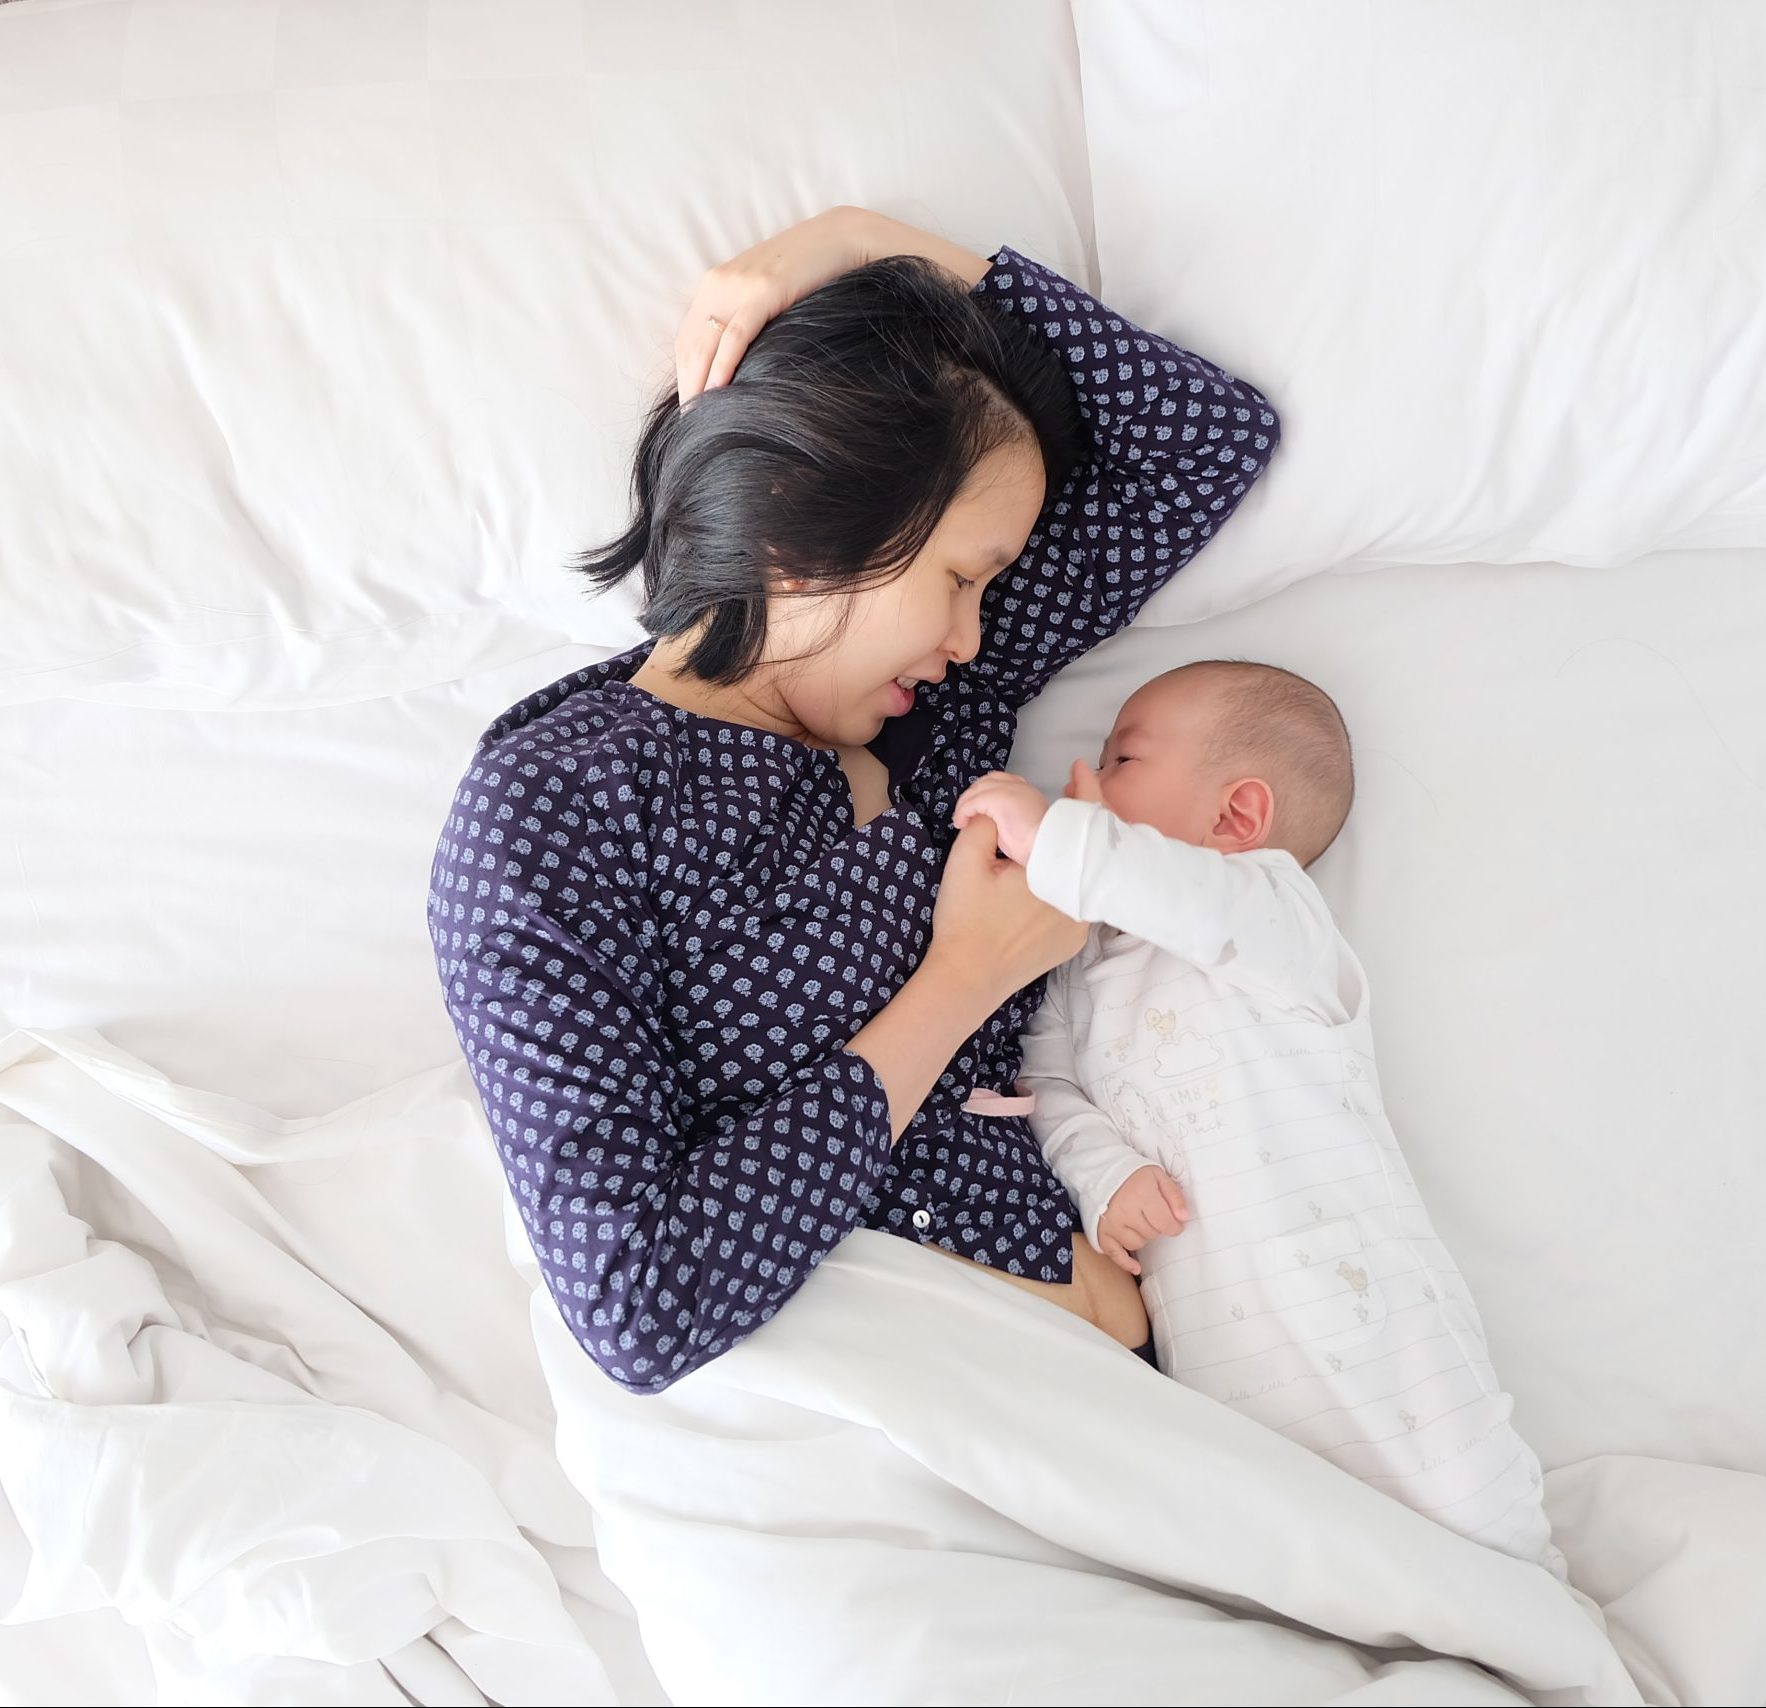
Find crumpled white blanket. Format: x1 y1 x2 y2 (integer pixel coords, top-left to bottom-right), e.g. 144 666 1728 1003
5 1024 1763 1706
0 1026 639 1706
533 1225 1638 1708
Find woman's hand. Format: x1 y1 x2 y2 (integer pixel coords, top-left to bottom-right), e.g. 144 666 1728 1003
674 206 867 405
930 816 1088 999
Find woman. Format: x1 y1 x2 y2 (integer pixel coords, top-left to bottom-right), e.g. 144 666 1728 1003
428 204 1281 1394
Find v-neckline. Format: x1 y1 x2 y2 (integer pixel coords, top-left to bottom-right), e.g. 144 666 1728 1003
838 742 895 829
607 666 914 830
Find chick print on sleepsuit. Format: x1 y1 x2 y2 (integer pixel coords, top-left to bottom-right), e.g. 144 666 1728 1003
1028 903 1564 1577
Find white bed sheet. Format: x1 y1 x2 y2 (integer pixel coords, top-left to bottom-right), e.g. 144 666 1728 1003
4 546 1764 1704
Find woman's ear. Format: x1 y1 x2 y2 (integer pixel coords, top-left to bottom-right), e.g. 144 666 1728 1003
762 547 808 597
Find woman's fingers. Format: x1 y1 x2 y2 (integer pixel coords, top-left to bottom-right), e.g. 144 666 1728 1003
674 209 870 405
674 312 714 405
703 318 751 394
951 812 999 864
676 312 736 406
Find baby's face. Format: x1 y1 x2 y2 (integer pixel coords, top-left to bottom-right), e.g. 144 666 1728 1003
1080 677 1230 847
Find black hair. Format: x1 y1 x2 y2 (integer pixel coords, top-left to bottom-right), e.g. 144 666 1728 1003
571 254 1084 685
1159 660 1356 867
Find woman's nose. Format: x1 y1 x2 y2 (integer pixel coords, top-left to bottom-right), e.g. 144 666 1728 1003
945 608 983 665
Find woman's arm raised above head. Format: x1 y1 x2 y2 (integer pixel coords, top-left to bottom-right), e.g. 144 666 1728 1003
797 208 1285 711
958 244 1284 711
673 205 992 404
843 205 994 290
672 205 990 405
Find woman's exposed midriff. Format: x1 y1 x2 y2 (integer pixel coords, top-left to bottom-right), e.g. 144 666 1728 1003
929 1233 1149 1348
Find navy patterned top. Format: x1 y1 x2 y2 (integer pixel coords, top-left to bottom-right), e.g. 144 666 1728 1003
429 245 1282 1393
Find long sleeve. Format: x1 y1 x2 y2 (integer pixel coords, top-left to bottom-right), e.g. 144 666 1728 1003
1024 799 1352 1021
430 747 895 1395
964 246 1282 711
1017 971 1151 1251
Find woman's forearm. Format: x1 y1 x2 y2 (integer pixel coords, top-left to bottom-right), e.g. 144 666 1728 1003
844 948 1003 1143
837 205 993 291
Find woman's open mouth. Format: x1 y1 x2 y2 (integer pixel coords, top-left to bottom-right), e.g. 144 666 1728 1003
886 676 916 715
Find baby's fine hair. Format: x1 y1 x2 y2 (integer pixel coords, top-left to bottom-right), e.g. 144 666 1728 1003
1157 659 1354 867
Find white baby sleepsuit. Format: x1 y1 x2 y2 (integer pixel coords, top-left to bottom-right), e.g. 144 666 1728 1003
1019 798 1565 1575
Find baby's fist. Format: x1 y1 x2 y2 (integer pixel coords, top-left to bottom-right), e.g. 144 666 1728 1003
1064 759 1105 804
1095 1165 1190 1277
951 772 1051 865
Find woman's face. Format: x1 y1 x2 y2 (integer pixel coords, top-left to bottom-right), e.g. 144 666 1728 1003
764 437 1047 750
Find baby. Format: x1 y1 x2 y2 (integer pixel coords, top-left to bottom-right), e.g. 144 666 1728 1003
955 660 1566 1576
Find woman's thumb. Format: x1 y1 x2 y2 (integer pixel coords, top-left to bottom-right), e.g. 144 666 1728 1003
953 812 1000 864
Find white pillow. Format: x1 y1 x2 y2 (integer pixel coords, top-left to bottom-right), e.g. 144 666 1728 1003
1072 0 1766 625
0 0 1094 709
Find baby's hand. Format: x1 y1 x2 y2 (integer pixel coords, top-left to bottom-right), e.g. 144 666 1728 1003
1095 1165 1190 1277
951 772 1051 865
1063 758 1105 804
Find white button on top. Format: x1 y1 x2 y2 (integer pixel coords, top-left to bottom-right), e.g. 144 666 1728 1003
911 1209 932 1231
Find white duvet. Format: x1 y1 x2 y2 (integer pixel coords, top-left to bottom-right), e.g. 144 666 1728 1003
5 1025 1765 1707
536 1232 1628 1708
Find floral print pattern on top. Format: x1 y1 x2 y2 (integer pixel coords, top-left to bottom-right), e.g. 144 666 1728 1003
427 244 1282 1394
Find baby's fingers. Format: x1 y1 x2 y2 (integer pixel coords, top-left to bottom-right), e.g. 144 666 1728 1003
1096 1231 1141 1277
1066 759 1104 803
952 781 1010 827
1156 1173 1191 1228
1115 1210 1156 1248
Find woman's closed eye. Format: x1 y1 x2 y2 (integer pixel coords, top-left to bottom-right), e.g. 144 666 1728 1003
951 572 977 592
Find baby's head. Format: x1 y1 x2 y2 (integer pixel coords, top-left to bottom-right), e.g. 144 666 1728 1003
1083 661 1354 868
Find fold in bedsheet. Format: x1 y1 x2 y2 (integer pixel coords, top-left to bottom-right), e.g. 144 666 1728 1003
0 1026 638 1707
